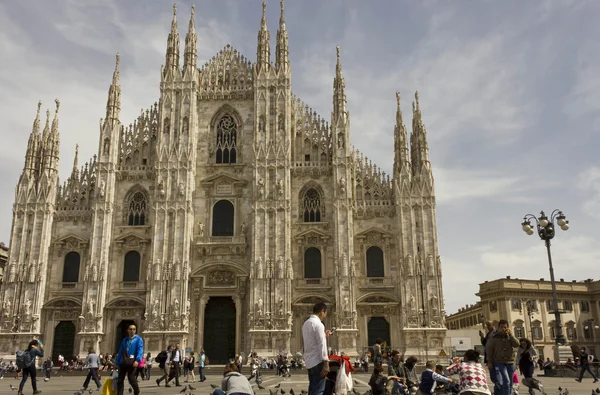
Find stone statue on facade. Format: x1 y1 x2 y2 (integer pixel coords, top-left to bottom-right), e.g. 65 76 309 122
277 297 284 317
99 180 106 198
286 258 294 279
151 299 159 322
350 257 356 277
247 312 254 327
154 260 161 281
249 260 255 279
24 299 32 319
436 255 442 274
157 180 165 198
198 221 204 237
257 178 265 198
172 298 180 318
91 262 98 282
408 295 415 312
430 294 439 315
341 253 348 277
287 311 293 327
256 298 263 316
276 179 284 197
406 254 414 276
339 178 346 194
241 222 247 236
334 259 339 276
276 256 284 278
256 258 263 279
28 261 37 283
8 261 16 283
352 310 357 328
2 300 11 318
178 182 185 197
185 298 191 316
87 299 95 317
174 260 181 281
427 255 435 276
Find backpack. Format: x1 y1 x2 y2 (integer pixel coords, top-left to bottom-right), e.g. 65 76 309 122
155 351 167 365
16 350 33 369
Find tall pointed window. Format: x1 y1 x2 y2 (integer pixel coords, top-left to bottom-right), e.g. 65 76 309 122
216 115 237 164
302 188 322 222
123 251 141 282
366 246 384 277
63 252 81 283
212 200 234 236
304 247 322 278
127 192 147 226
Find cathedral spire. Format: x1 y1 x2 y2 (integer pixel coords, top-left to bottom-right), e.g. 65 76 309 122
275 0 289 74
410 91 431 177
164 3 181 78
393 92 410 177
24 101 42 174
256 1 271 73
183 4 197 76
333 46 347 118
72 143 79 175
43 99 61 172
104 53 121 128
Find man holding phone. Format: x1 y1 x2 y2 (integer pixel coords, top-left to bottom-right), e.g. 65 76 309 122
302 302 331 395
485 319 520 395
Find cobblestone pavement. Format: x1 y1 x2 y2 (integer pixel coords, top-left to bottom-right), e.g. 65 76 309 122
0 372 599 395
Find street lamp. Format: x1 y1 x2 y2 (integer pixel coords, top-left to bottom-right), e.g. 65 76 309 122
521 210 569 347
525 300 535 346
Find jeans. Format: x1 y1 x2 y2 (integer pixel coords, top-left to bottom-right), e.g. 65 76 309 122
492 363 515 395
83 367 102 389
199 366 206 381
19 365 37 392
578 365 598 381
145 365 151 380
117 364 140 395
307 362 326 395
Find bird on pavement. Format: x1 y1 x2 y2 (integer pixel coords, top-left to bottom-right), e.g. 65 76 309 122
269 389 277 395
558 388 562 392
275 384 281 389
258 384 265 390
9 384 17 391
595 388 600 394
180 385 188 393
290 389 295 395
211 384 219 389
189 384 196 390
128 387 133 393
280 389 285 395
354 380 360 386
300 390 308 395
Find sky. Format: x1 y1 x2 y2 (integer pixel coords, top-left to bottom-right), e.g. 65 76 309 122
1 0 599 315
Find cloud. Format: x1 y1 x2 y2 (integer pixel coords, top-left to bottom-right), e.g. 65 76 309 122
577 167 600 217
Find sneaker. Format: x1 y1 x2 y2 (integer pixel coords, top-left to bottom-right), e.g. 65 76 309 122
595 379 599 383
156 379 160 387
33 391 42 394
575 379 581 382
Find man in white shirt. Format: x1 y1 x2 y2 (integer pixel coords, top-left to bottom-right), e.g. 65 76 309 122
302 302 331 395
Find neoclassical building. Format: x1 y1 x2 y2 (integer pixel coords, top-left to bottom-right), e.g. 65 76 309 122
446 277 600 360
0 2 445 363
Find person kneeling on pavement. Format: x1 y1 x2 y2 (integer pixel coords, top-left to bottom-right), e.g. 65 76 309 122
213 362 254 395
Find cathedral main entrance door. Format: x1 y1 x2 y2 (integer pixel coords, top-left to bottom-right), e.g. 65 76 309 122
52 321 76 364
114 320 136 354
367 317 391 348
203 297 236 364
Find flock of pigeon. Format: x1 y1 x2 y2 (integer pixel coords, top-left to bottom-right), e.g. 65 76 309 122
7 381 594 395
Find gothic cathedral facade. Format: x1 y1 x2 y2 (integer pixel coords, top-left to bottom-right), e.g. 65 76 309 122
0 3 446 363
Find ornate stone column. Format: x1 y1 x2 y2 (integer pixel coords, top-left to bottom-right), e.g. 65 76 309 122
197 295 209 351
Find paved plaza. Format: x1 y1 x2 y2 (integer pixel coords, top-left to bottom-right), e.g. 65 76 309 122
1 371 600 395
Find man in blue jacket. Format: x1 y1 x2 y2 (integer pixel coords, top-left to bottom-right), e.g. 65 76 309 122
116 323 144 395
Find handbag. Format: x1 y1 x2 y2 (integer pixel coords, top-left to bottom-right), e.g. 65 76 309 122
121 340 136 368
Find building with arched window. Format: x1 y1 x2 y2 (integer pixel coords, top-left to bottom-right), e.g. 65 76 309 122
446 277 600 362
0 3 446 364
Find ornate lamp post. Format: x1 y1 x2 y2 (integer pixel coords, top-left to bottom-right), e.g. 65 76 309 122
525 300 535 346
521 210 569 348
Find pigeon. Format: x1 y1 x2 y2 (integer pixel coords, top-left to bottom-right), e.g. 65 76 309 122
300 391 308 395
558 388 562 392
9 384 17 391
355 380 360 386
270 389 278 395
211 384 220 389
290 389 295 395
189 384 197 390
280 389 286 395
89 390 93 394
275 384 281 389
258 384 265 390
128 387 133 393
595 389 600 394
181 385 189 393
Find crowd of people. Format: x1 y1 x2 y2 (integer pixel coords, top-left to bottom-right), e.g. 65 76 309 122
6 307 600 395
